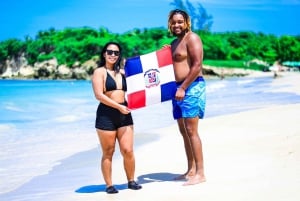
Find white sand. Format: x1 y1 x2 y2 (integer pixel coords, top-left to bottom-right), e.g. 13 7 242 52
61 103 300 201
61 72 300 201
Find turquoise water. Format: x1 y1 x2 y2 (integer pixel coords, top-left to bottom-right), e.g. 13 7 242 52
1 76 300 197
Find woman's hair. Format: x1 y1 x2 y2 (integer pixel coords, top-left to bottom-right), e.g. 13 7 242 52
98 41 123 72
168 9 191 33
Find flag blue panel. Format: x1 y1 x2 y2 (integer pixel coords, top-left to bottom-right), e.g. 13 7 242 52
160 81 177 102
124 56 143 77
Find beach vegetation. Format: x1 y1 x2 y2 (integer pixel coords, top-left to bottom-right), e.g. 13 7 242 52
0 27 299 76
0 30 298 63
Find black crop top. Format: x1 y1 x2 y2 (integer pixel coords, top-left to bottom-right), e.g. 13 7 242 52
105 71 127 92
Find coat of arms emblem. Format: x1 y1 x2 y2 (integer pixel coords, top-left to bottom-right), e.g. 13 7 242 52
144 69 160 88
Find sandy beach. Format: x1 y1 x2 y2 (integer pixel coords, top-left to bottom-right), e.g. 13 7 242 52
71 105 299 201
74 71 300 201
64 72 300 201
1 72 300 201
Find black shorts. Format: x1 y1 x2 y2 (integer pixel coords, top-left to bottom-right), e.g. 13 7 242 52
95 102 133 131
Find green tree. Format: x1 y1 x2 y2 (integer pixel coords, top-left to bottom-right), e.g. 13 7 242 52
277 35 300 61
1 22 300 74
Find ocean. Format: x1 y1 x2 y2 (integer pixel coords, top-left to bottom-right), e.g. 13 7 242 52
1 75 300 197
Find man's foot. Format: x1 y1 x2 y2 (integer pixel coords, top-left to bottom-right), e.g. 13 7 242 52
174 174 188 180
174 171 195 180
128 181 142 190
106 185 119 194
183 174 206 186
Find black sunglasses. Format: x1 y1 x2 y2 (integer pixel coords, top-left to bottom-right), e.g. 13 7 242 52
106 49 120 56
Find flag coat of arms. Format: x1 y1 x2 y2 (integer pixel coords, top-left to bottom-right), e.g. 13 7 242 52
124 47 176 109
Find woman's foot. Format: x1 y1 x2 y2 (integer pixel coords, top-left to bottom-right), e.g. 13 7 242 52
128 180 142 190
106 185 119 194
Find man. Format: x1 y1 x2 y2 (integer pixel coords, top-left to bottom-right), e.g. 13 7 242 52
168 9 206 185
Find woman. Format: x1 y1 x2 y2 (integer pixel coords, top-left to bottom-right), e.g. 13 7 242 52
92 42 142 194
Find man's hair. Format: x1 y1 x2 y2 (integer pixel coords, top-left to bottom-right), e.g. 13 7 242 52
168 9 191 32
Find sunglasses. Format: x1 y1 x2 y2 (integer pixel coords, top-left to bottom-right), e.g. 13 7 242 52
106 49 120 56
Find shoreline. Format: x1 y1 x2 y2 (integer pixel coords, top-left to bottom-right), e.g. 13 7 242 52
0 67 284 81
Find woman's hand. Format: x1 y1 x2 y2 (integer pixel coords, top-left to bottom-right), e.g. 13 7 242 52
118 104 131 114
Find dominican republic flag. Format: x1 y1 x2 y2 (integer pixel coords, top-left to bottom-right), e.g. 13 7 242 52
124 47 176 109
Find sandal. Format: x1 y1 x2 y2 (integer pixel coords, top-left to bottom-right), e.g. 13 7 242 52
106 185 119 194
128 180 142 190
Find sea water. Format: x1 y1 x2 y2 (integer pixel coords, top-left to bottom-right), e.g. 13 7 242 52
0 80 98 194
1 76 300 195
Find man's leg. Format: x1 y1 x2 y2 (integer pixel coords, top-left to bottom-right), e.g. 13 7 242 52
183 117 206 185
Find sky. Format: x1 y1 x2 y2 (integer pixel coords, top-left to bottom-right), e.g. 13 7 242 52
1 0 300 41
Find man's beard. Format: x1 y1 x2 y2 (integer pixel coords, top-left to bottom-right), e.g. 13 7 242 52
173 29 188 37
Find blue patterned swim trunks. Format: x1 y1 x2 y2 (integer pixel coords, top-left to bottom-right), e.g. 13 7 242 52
172 76 206 119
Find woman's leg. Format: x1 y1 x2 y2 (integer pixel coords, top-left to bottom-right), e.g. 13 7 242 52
96 129 117 187
117 125 135 181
